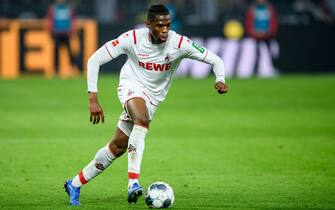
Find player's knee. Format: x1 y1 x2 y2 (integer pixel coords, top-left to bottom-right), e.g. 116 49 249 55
133 115 150 128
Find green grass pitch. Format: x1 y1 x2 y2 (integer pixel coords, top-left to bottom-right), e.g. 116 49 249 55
0 75 334 209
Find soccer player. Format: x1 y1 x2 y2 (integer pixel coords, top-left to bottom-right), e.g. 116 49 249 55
64 4 228 206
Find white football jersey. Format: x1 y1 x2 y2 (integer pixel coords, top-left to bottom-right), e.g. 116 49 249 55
87 28 225 104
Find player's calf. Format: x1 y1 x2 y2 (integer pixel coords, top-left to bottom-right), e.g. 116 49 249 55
70 145 116 188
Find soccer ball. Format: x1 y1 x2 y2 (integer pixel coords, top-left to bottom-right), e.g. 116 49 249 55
145 182 175 209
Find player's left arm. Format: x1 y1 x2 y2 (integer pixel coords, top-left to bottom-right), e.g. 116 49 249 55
203 50 228 94
181 38 228 94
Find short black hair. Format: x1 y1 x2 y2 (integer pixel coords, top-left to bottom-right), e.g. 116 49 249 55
147 4 169 20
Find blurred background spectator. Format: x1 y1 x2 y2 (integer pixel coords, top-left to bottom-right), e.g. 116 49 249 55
246 0 278 76
164 0 181 32
246 0 278 40
47 0 77 75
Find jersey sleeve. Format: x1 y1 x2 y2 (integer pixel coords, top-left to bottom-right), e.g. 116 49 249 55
180 37 225 83
180 37 207 61
87 31 132 92
104 31 132 58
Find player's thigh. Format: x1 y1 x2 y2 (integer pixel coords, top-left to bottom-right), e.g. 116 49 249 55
117 83 157 125
126 97 150 125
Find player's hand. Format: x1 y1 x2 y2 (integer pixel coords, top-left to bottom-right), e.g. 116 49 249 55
88 92 105 124
89 101 104 124
215 81 228 94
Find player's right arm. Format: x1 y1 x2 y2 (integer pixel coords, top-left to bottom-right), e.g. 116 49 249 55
87 31 131 124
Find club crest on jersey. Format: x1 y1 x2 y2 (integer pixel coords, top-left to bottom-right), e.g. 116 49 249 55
164 53 172 62
127 89 135 96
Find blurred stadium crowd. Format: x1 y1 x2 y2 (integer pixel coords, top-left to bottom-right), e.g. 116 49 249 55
1 0 335 78
1 0 335 25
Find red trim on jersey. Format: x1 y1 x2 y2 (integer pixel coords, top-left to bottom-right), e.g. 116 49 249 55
128 172 140 179
133 30 137 44
104 44 113 59
202 50 208 61
178 36 184 48
79 171 88 184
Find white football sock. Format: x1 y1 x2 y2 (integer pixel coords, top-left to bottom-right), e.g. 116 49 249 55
128 124 148 182
72 144 116 187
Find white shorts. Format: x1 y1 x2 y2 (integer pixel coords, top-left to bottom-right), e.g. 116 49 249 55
117 83 159 136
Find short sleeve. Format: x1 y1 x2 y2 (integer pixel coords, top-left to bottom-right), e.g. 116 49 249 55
104 31 131 59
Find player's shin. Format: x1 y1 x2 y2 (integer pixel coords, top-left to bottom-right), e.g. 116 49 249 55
71 144 116 187
127 124 148 187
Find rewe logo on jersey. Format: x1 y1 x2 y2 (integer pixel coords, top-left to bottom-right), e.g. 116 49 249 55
138 61 172 72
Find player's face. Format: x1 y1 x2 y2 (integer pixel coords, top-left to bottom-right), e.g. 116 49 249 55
147 15 171 43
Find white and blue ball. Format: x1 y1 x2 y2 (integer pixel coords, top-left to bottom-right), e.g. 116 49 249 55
145 182 175 208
